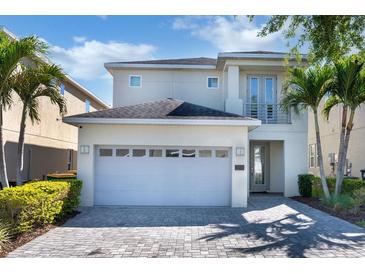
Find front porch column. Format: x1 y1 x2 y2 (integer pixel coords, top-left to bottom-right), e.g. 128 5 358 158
225 65 243 115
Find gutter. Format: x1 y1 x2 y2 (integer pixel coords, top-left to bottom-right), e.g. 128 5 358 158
104 63 217 70
63 117 262 127
218 52 308 60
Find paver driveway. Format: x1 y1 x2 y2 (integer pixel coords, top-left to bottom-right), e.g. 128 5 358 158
8 196 365 258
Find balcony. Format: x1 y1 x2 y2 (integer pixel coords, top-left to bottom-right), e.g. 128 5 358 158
243 104 291 124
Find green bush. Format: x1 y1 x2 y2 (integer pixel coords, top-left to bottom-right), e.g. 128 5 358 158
298 174 314 197
0 220 11 250
321 194 356 212
352 187 365 214
0 180 82 234
48 179 82 217
312 177 365 197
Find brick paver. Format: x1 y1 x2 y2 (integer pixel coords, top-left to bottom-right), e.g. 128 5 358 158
8 196 365 258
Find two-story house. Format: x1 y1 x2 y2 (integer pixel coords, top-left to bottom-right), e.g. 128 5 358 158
64 51 308 207
1 26 109 183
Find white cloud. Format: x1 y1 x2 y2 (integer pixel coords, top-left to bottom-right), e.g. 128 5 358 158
73 36 87 44
97 15 108 20
172 16 286 52
49 39 156 81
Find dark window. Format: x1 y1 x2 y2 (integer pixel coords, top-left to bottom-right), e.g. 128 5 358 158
99 148 112 157
116 149 130 157
182 149 196 158
166 149 179 157
132 149 146 157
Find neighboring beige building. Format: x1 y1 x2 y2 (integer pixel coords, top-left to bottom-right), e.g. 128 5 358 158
308 100 365 178
1 26 109 183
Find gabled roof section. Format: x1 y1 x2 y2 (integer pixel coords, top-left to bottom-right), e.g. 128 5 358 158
64 98 251 120
218 50 307 60
0 26 110 109
109 57 217 66
63 99 261 127
104 57 217 70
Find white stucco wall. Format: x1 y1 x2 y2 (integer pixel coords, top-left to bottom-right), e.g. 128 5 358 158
269 141 285 193
77 123 249 207
248 110 308 197
110 69 224 111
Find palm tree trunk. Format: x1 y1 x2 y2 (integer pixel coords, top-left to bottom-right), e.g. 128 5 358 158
0 104 9 188
16 105 27 186
313 109 330 199
335 105 348 196
338 109 355 188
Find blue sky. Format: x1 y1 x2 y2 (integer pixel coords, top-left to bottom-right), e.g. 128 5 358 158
0 16 294 105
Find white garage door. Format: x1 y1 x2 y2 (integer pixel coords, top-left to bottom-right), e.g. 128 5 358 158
94 146 231 206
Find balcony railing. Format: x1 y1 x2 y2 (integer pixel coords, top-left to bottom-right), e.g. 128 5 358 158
243 104 291 124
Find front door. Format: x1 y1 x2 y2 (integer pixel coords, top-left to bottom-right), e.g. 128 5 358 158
250 142 269 192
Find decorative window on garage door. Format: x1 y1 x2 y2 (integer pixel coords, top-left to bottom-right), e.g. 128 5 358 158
116 149 130 157
132 149 146 157
166 149 180 157
99 148 113 156
149 149 163 157
216 150 229 158
199 149 212 158
182 149 196 158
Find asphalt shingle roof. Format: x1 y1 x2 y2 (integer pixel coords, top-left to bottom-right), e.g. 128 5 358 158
107 57 217 66
65 99 254 121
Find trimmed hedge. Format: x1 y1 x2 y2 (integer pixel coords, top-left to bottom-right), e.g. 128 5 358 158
312 176 365 197
0 180 82 234
298 174 314 197
47 179 82 217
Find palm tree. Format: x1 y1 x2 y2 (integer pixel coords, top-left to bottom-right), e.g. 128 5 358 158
282 65 333 199
323 57 365 196
0 33 47 187
11 63 66 185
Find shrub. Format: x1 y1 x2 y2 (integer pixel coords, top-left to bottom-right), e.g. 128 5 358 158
312 177 365 197
0 220 11 250
0 180 82 234
298 174 314 197
321 194 356 212
48 179 82 217
352 187 365 214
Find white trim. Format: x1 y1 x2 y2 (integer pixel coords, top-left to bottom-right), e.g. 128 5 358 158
218 52 307 60
105 63 216 70
63 117 261 127
207 76 219 89
128 75 142 88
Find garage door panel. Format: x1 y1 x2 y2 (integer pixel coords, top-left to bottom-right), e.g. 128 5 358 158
94 146 231 206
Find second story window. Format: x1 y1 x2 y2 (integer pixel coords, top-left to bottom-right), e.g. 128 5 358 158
60 83 65 96
207 77 219 89
85 99 90 113
129 75 142 88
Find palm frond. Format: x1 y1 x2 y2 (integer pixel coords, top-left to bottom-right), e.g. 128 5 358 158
9 62 66 124
323 95 341 120
281 64 333 113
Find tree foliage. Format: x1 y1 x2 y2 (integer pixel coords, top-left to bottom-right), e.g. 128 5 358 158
251 16 365 62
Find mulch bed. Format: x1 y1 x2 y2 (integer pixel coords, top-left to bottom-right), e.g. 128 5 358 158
292 196 365 226
0 211 80 258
